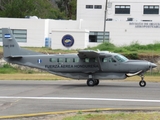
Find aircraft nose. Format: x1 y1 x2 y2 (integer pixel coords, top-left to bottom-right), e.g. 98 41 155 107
150 63 157 68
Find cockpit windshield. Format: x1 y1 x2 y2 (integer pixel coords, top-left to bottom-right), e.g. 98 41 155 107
114 54 128 62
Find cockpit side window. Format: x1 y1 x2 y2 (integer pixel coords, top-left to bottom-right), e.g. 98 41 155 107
114 55 128 62
109 58 116 62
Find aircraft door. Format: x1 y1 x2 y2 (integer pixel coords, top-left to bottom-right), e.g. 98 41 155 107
101 57 119 72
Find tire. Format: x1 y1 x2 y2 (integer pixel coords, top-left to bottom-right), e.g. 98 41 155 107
87 79 95 86
94 79 99 86
139 81 146 87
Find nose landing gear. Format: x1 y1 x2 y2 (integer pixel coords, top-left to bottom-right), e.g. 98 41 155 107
139 75 146 87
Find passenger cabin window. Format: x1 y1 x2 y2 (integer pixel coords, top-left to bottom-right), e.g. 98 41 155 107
85 58 89 62
73 58 79 63
102 57 116 62
83 58 97 63
89 58 97 62
50 58 56 62
65 58 71 62
57 58 63 63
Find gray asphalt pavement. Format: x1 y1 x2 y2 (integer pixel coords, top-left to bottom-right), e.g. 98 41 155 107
0 80 160 117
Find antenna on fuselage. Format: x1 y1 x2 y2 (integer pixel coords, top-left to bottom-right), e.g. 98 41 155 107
45 51 49 55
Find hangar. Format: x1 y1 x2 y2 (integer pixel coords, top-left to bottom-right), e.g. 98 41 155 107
0 0 160 49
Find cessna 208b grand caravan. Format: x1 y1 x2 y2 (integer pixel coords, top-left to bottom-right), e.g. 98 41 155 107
2 28 157 87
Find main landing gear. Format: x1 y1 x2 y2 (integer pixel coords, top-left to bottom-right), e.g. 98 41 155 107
139 75 146 87
87 79 99 86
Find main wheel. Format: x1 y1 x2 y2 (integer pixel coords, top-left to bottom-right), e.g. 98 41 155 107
87 79 95 86
94 79 99 86
139 81 146 87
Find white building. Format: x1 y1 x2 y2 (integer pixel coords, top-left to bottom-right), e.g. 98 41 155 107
77 0 160 22
0 0 160 49
77 0 160 46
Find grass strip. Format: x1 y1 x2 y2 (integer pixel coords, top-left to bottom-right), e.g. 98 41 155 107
63 112 160 120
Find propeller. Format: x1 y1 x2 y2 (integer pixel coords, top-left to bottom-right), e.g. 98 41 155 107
149 62 157 75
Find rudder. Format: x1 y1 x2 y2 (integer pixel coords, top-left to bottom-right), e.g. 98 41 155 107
2 28 21 58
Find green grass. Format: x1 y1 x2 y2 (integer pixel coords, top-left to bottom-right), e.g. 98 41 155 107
89 42 160 59
0 64 18 74
63 112 160 120
0 64 37 74
90 42 160 53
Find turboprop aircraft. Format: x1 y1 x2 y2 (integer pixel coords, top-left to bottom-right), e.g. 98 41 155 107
2 28 157 87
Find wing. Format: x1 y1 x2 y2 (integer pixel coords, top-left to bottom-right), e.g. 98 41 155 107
78 50 111 58
78 50 111 72
78 50 99 58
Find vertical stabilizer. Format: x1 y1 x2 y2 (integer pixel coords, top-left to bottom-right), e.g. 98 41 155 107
2 28 21 57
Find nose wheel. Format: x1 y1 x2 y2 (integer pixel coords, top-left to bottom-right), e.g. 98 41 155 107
139 75 146 87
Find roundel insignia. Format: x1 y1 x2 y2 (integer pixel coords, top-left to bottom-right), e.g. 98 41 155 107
62 34 74 47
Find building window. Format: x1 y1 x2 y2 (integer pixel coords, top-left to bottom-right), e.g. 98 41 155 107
94 5 102 9
86 5 93 9
89 31 109 43
0 29 27 42
143 5 159 14
115 5 130 14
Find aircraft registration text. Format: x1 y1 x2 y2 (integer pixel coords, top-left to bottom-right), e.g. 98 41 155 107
45 64 98 68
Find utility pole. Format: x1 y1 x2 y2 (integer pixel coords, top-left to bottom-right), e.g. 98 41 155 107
103 0 108 43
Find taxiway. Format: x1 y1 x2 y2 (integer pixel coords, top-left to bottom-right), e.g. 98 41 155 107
0 80 160 117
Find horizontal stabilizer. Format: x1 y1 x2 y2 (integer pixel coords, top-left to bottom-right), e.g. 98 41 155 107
7 55 22 58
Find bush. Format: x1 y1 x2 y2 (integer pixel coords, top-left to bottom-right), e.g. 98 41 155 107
125 53 139 59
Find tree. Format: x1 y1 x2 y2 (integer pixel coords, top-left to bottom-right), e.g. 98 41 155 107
0 0 65 19
55 0 77 19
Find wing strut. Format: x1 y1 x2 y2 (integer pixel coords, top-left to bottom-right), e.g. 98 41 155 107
97 57 103 72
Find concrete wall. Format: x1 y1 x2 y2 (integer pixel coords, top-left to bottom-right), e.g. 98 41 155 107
106 21 160 46
0 18 45 47
50 29 89 49
48 20 89 49
77 0 105 21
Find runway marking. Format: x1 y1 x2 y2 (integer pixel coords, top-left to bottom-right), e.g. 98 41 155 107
0 96 160 103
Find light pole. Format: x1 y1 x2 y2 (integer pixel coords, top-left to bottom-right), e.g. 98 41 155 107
103 0 108 43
